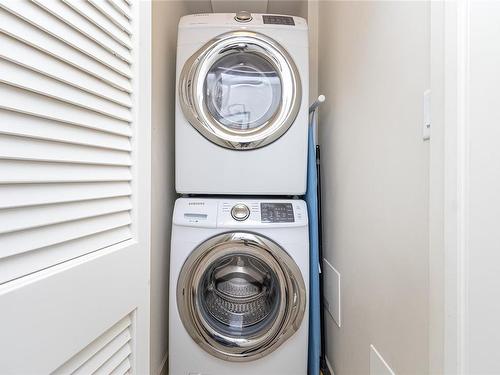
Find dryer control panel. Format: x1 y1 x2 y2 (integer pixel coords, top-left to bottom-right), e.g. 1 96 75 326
173 198 308 228
262 15 295 26
260 202 295 223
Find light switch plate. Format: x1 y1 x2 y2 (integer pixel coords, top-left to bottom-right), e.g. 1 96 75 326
423 89 431 140
323 258 341 327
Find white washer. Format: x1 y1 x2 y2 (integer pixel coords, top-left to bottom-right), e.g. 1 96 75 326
170 197 309 375
176 13 309 195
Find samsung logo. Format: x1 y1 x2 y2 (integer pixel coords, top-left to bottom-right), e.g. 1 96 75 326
188 202 204 206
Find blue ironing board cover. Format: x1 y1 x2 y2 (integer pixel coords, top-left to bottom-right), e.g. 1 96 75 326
306 112 321 375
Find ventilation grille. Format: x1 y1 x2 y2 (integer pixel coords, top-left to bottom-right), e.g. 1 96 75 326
52 314 134 375
0 0 135 283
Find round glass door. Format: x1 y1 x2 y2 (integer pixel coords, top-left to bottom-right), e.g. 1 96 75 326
199 253 281 337
177 232 306 362
179 31 302 150
204 52 282 131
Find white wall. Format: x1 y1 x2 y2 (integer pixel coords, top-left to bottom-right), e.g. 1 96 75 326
317 2 431 373
441 2 500 373
429 2 445 373
151 2 188 374
466 4 500 371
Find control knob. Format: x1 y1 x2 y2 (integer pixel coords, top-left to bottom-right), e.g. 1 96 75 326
235 11 252 23
231 203 250 221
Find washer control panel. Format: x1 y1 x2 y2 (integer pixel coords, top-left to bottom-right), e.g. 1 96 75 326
173 198 307 228
219 199 306 227
261 203 295 223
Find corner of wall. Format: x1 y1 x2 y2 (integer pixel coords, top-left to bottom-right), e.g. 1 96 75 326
307 0 319 104
150 1 189 373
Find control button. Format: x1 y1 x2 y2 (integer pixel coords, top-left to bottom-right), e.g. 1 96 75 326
262 15 295 25
231 203 250 221
235 11 252 23
260 202 295 223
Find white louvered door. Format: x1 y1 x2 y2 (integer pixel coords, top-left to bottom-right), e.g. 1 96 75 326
0 0 151 373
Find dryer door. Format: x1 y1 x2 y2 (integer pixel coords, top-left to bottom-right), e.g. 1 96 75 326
177 232 306 362
179 31 302 150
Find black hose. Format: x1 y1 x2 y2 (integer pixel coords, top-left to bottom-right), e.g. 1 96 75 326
316 144 330 375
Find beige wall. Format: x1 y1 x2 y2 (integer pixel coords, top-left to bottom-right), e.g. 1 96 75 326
151 2 188 374
428 2 444 373
308 0 318 103
317 1 430 374
183 0 308 17
458 2 500 372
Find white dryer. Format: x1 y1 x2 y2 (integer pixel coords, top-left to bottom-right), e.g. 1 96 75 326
169 197 309 375
176 12 309 195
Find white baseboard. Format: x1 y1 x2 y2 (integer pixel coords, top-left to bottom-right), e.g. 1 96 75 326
325 356 335 375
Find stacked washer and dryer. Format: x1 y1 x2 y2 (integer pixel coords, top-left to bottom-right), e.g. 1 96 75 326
170 11 310 375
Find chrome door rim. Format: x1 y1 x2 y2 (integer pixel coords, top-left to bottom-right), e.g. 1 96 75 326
179 31 302 150
177 232 306 362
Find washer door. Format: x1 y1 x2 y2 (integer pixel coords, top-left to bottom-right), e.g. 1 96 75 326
179 31 302 150
177 232 306 362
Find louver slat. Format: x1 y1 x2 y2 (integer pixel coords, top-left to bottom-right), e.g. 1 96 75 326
0 182 131 209
0 0 132 78
62 0 131 49
107 0 132 21
0 212 132 260
88 0 132 35
0 160 131 184
90 342 132 375
0 57 132 121
108 358 131 375
0 135 131 166
0 223 131 284
52 315 133 375
0 84 131 136
0 0 135 283
32 0 132 63
0 32 132 107
0 196 132 235
0 110 131 152
0 8 132 92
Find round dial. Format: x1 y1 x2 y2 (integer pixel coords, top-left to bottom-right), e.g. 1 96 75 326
231 203 250 221
235 11 252 22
